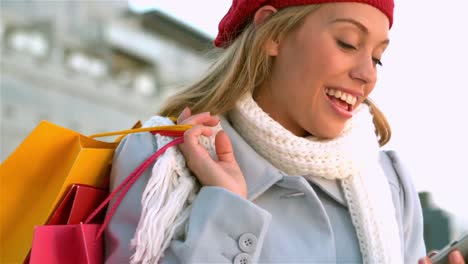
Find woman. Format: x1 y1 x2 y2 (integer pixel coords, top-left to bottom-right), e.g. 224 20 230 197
104 1 462 263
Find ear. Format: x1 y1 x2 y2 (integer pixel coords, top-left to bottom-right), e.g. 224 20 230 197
254 5 279 56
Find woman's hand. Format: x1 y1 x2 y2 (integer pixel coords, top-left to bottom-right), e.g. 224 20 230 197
177 107 247 198
418 250 465 264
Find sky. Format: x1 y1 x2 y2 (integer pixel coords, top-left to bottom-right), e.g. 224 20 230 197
128 0 468 227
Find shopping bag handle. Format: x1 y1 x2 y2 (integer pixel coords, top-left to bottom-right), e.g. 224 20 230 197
84 136 185 239
88 125 192 139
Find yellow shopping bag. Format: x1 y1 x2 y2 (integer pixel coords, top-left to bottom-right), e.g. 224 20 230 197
0 120 190 263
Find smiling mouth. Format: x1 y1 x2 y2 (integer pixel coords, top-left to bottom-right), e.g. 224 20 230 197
325 88 357 112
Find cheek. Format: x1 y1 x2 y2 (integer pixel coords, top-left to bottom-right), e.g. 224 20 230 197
315 47 348 77
365 82 377 97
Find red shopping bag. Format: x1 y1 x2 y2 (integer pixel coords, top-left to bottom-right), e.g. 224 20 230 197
27 136 184 264
48 184 108 225
30 224 103 264
25 184 107 263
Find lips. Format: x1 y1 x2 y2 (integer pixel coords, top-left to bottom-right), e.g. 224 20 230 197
324 88 354 119
328 95 351 111
325 88 358 108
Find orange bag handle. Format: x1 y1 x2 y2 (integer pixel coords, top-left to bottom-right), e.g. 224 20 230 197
88 116 191 140
88 125 192 139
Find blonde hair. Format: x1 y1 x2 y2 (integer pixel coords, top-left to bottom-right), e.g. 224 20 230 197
159 5 391 146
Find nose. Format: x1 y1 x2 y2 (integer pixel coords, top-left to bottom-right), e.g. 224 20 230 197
349 54 377 85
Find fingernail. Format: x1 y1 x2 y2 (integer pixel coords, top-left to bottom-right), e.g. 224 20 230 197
181 107 190 117
449 250 464 263
418 257 429 264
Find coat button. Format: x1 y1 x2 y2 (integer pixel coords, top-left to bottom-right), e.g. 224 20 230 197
233 253 252 264
238 233 257 253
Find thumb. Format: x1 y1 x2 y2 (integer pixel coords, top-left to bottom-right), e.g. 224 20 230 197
215 130 235 163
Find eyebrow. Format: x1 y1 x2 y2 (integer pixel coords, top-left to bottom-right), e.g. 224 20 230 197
330 18 390 46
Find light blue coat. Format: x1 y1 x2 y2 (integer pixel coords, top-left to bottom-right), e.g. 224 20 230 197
105 116 426 263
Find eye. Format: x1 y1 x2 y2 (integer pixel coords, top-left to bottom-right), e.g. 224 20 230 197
372 57 383 67
337 39 383 67
337 40 357 50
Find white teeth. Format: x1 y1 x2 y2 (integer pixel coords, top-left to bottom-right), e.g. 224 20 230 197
325 88 358 106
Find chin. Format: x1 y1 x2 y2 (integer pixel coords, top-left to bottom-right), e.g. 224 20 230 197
309 124 345 140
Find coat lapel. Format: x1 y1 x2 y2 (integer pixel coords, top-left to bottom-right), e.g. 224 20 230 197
306 177 348 207
304 151 401 208
221 117 400 211
222 116 356 208
221 117 283 201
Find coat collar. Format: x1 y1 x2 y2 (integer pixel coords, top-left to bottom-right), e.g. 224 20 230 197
221 117 282 201
306 176 347 207
221 116 348 207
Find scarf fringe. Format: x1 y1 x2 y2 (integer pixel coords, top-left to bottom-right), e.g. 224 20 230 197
130 147 181 263
130 117 216 264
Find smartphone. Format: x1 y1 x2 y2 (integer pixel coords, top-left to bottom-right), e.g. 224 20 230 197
430 233 468 264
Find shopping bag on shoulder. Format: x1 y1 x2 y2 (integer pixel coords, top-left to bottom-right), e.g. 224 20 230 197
0 121 117 262
0 120 189 263
28 137 185 264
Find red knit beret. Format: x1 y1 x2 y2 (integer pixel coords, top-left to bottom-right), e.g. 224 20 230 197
214 0 394 47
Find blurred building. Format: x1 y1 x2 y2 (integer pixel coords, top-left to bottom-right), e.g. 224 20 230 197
419 192 468 253
0 1 213 161
419 192 451 252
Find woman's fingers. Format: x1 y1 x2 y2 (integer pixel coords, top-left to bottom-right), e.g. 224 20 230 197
175 108 245 197
179 111 219 126
179 125 214 168
449 250 465 264
419 250 466 264
177 107 191 124
418 250 438 264
215 130 235 163
181 125 214 152
418 256 432 264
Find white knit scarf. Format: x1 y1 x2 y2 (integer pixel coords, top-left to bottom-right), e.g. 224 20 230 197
229 94 403 263
130 94 403 263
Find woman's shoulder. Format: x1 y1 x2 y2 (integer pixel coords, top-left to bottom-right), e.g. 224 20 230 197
142 115 175 128
379 150 419 220
379 150 424 232
114 116 174 161
379 150 417 195
379 152 426 258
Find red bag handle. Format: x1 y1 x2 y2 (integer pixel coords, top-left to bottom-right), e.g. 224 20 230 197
84 136 185 239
